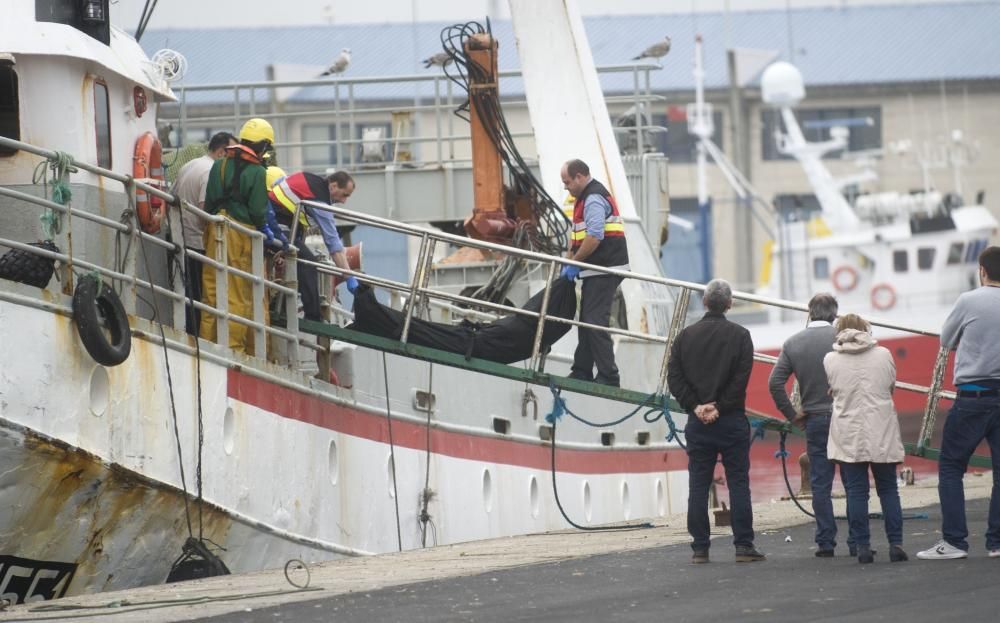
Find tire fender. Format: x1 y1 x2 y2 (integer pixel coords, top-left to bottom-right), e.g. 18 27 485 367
72 274 132 366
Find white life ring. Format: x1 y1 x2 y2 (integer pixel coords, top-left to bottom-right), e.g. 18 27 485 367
870 283 897 311
831 265 859 293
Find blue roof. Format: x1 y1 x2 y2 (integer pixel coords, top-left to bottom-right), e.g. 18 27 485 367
141 1 1000 100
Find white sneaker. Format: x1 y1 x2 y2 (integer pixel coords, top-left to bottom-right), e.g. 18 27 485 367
916 540 968 560
988 549 1000 558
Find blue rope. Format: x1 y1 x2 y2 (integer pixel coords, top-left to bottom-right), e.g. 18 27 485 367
750 418 768 446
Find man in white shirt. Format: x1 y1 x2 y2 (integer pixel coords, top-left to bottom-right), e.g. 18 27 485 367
172 132 237 334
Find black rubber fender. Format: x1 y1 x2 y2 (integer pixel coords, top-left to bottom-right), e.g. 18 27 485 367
72 274 132 367
0 241 59 288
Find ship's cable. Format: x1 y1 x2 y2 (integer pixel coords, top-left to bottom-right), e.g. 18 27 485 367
777 430 816 518
544 385 656 531
419 362 437 548
382 352 404 552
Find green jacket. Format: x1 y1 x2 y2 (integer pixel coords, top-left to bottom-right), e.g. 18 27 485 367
204 156 268 228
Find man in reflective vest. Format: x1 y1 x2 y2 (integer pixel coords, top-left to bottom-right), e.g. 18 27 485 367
559 158 629 387
268 169 359 321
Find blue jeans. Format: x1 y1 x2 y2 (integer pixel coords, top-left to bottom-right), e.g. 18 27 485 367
938 394 1000 551
840 462 902 547
805 414 840 549
685 412 754 551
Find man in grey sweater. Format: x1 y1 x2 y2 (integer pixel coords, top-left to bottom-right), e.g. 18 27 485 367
919 245 1000 560
769 293 848 557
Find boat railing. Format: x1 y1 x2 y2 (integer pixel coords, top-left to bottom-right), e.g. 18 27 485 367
0 133 959 459
304 198 957 456
0 135 303 361
160 63 666 170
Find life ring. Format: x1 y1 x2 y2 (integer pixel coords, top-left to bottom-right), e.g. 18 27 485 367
830 265 859 293
72 274 132 366
133 132 166 234
870 283 897 311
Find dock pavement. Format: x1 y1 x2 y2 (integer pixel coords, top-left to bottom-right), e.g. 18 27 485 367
2 472 995 622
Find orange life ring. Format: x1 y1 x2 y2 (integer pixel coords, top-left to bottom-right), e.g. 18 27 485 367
133 132 166 234
870 283 896 311
831 265 859 293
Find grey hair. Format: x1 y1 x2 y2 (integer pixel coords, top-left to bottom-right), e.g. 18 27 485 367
703 279 733 313
807 292 838 323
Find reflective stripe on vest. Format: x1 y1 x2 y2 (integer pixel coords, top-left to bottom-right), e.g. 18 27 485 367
271 178 309 227
570 215 625 241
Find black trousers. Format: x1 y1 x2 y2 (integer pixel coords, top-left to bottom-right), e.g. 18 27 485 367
685 412 755 551
570 275 622 385
184 252 203 335
295 235 322 321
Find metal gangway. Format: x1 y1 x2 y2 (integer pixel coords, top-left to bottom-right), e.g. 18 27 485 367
0 135 986 468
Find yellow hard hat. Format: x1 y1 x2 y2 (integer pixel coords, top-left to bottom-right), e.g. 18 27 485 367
239 118 274 144
265 165 286 190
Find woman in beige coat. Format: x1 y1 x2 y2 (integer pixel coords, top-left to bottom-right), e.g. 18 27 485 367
824 313 907 564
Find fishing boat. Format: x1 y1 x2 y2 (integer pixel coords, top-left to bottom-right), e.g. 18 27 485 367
0 0 700 603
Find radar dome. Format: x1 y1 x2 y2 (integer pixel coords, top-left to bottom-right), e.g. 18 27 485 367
761 62 805 106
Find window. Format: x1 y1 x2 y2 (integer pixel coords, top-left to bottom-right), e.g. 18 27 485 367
893 249 908 273
93 79 111 168
357 122 392 163
966 238 988 263
774 194 822 222
917 247 935 270
0 62 18 156
302 123 339 169
946 242 964 265
645 107 723 164
813 256 830 280
762 106 881 161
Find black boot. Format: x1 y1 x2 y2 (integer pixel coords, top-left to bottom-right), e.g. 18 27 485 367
857 544 874 564
890 545 908 562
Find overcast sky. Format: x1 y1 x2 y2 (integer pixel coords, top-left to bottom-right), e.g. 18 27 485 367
113 0 979 30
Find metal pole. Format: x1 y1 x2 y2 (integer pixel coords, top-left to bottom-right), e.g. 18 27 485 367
348 83 356 168
528 261 558 372
400 233 430 343
434 76 442 166
334 82 342 168
633 66 643 156
251 231 266 359
214 218 230 348
658 287 691 395
917 346 951 452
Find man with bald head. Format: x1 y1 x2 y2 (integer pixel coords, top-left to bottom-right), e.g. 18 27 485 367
559 159 630 387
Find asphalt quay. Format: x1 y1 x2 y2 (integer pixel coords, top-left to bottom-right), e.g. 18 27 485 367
2 472 994 622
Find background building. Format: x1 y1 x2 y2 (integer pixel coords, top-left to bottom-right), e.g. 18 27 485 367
144 1 1000 290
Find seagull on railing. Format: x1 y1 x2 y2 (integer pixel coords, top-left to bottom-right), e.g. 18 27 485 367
422 51 453 69
632 36 671 62
320 48 352 76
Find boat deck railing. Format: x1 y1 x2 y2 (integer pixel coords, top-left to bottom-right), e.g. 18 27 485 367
0 134 977 465
159 63 666 171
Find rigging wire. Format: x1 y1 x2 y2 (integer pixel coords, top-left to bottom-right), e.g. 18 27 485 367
419 362 437 547
381 352 404 552
135 0 160 42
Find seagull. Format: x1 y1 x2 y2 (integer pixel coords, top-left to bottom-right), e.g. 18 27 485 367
632 36 671 61
422 51 452 69
320 48 351 76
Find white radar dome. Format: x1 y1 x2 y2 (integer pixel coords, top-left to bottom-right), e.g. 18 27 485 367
761 61 805 106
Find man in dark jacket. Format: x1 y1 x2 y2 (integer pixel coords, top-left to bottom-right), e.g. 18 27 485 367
667 279 765 563
768 292 853 557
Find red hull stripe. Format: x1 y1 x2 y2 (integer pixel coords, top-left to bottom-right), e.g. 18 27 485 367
227 369 684 474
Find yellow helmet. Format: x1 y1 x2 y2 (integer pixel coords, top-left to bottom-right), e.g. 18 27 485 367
265 166 287 190
239 118 274 144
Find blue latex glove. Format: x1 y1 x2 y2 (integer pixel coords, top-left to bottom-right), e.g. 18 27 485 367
560 265 580 281
345 275 360 293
